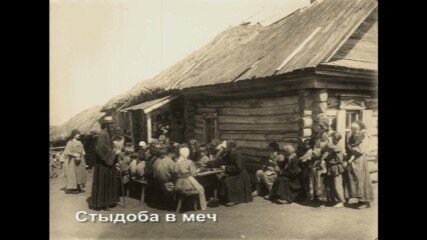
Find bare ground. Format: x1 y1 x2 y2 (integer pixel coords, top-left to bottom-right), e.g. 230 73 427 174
50 169 378 240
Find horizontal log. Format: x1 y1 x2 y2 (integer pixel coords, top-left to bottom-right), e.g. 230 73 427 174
194 115 204 123
240 148 270 157
299 96 313 108
201 96 298 108
218 105 298 116
299 128 312 138
218 114 299 124
195 108 217 114
194 127 204 136
234 140 297 150
300 109 312 117
299 117 313 128
219 123 298 132
194 121 205 129
194 133 204 141
220 132 298 142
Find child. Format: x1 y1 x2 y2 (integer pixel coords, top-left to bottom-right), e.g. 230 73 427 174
254 142 284 198
323 132 345 207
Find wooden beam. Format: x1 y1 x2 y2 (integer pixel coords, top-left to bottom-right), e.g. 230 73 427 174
146 112 152 142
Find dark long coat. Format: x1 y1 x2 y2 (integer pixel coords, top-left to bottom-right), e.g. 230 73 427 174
270 154 302 203
90 129 119 208
220 150 253 203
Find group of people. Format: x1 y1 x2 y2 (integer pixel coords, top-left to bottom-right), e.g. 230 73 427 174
87 116 253 211
112 127 253 210
57 115 374 211
254 119 375 209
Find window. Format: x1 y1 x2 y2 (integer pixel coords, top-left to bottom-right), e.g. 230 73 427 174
203 112 218 144
205 118 216 144
344 110 361 147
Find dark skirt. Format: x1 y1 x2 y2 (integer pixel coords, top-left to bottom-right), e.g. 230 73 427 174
270 176 301 203
90 161 120 208
220 170 253 203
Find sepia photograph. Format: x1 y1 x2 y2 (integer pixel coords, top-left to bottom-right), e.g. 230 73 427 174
49 0 378 239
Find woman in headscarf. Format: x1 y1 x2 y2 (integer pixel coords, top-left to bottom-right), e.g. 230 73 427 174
219 140 253 207
343 121 375 209
270 145 302 204
174 147 207 210
62 129 86 193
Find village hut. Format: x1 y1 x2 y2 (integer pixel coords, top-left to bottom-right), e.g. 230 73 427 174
103 0 378 167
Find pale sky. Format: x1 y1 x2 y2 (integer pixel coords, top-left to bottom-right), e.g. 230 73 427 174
50 0 310 126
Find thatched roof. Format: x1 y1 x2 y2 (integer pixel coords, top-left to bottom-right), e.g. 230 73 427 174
49 105 105 141
102 0 377 113
102 24 263 112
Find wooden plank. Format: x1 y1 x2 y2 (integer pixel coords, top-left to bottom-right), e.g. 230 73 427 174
146 112 152 142
219 123 298 132
220 132 298 142
234 140 297 150
218 114 299 124
218 105 298 116
196 108 217 114
194 121 205 129
202 96 298 108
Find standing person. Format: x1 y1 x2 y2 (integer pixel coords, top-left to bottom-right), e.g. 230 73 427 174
297 138 314 202
219 141 253 207
174 147 207 210
270 145 302 204
311 114 330 204
254 142 284 198
90 116 122 210
343 121 374 209
63 129 86 194
323 132 345 208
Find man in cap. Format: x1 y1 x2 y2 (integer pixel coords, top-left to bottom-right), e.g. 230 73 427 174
90 116 122 210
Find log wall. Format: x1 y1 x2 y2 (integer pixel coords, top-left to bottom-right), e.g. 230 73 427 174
186 95 300 160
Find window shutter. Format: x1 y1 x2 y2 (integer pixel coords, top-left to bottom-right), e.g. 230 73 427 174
336 110 346 151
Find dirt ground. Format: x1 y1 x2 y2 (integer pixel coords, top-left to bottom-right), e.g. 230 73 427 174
50 169 378 240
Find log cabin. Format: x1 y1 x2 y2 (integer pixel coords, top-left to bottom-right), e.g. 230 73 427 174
103 0 378 170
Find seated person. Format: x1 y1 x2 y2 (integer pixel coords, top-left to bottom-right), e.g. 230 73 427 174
270 145 302 204
254 142 284 198
152 145 177 210
219 140 253 207
175 147 207 210
196 146 210 169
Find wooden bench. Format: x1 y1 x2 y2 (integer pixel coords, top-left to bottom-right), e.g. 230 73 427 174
176 190 200 213
126 179 147 203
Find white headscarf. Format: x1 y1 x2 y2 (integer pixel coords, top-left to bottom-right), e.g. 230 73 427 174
179 147 190 158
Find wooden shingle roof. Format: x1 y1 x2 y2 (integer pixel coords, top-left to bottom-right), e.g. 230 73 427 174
102 0 378 113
